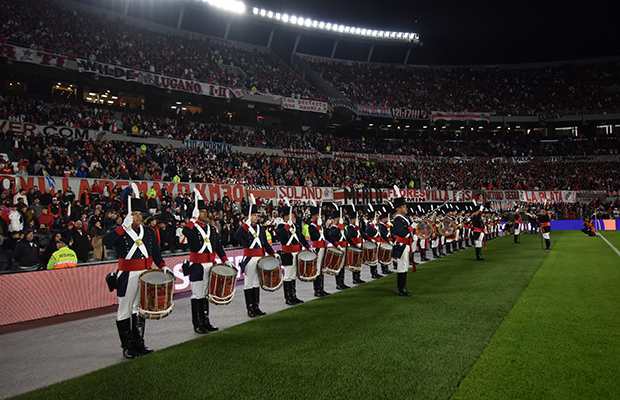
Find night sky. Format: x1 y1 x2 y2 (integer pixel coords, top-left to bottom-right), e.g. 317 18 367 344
249 0 620 65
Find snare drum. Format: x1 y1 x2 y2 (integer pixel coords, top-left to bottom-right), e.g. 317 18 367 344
297 250 319 282
345 247 363 272
323 247 345 275
257 256 283 292
208 264 238 305
378 242 393 265
362 241 378 266
138 269 174 320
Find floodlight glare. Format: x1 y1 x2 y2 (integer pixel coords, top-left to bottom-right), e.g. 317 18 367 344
308 20 315 27
252 7 258 14
319 21 325 29
290 15 297 24
275 12 281 20
355 28 361 34
260 9 266 16
206 0 245 14
297 18 305 26
267 11 273 18
282 14 289 22
361 29 367 35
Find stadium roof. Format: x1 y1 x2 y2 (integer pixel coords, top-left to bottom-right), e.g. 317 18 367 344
76 0 620 65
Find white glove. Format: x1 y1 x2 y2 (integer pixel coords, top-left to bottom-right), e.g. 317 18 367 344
274 253 281 261
337 245 344 252
310 248 317 254
479 205 484 212
356 243 362 249
122 213 133 230
162 267 173 276
224 260 235 268
370 238 377 244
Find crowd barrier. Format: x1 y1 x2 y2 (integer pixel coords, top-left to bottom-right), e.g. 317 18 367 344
0 245 281 327
550 219 620 231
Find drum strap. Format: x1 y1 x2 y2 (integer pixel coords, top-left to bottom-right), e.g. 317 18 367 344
379 222 391 237
125 226 150 260
194 223 213 254
247 225 262 248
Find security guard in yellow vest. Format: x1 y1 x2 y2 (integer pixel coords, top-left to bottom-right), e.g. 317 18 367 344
47 238 78 269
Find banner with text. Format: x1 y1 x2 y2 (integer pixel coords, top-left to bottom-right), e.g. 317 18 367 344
518 190 577 203
431 111 491 122
0 120 101 141
0 43 68 69
281 98 328 114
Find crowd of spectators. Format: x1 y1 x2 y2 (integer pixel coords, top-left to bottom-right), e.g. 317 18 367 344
304 58 620 115
0 0 323 100
3 0 620 115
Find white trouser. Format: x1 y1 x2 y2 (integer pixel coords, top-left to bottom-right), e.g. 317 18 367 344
191 262 214 299
418 239 426 250
315 248 325 273
514 225 521 235
243 257 260 289
542 232 550 239
395 245 410 273
116 269 145 321
283 251 298 281
431 237 439 248
474 232 485 248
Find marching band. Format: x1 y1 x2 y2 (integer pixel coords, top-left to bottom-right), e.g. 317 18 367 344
106 191 557 359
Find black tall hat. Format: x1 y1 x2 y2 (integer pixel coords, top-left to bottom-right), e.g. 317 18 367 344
197 200 208 210
129 197 147 212
249 204 260 214
309 205 320 215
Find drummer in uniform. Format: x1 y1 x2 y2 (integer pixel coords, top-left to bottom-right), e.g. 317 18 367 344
275 205 311 305
472 205 486 261
345 205 370 284
102 196 167 359
391 196 415 297
308 205 331 297
234 203 277 317
538 208 552 250
375 206 395 275
183 195 234 334
364 205 387 278
327 207 352 290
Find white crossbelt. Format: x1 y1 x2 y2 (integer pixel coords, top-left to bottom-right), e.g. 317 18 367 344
194 223 213 254
247 224 262 248
313 223 326 241
125 225 149 259
285 223 299 246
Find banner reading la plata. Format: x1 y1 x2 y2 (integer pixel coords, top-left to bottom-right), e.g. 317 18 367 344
518 190 577 203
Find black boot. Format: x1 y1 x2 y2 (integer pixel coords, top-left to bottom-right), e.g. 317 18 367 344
291 280 304 304
459 241 463 250
475 247 485 261
452 242 458 252
131 314 153 355
191 299 208 334
445 244 452 254
432 248 438 258
336 268 349 290
352 271 366 284
381 264 394 275
396 272 412 297
420 250 430 261
545 239 551 250
252 288 266 316
314 273 330 297
370 265 383 279
284 281 296 305
244 289 256 318
514 235 519 243
201 298 218 332
116 319 139 359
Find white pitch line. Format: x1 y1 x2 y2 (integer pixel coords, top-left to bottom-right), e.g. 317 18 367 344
597 231 620 257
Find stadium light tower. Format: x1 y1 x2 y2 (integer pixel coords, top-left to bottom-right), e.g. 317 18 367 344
202 0 246 14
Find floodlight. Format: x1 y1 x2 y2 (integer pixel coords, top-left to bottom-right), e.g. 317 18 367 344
361 29 367 35
344 26 350 33
282 14 289 22
290 15 297 24
252 7 258 14
379 31 384 37
372 30 378 36
260 9 266 16
275 13 281 20
355 28 361 34
319 21 325 29
267 11 273 18
307 20 314 27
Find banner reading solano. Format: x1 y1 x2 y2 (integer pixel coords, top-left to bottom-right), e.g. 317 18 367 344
431 111 491 122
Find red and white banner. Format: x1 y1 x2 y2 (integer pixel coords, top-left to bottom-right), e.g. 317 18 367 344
431 111 491 122
276 186 334 205
281 98 328 114
518 190 577 203
0 43 68 69
333 152 369 161
0 120 101 141
283 148 318 157
373 154 413 163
